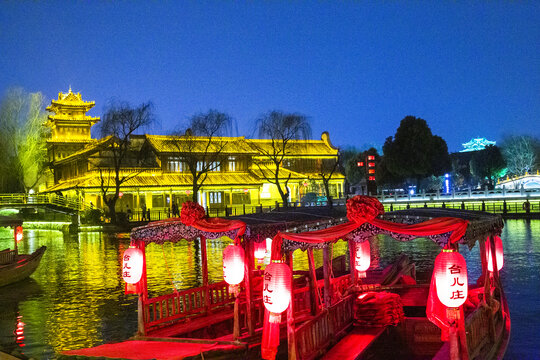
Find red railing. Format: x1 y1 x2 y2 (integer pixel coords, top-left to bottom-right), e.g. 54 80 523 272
144 281 234 331
143 274 353 335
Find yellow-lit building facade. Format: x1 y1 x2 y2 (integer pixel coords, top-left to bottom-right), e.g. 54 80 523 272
42 90 345 214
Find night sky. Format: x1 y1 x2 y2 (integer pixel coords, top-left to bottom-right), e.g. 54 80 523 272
1 1 538 153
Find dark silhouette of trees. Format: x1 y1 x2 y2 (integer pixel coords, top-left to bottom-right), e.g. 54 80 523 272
470 145 506 189
0 88 49 193
170 110 234 203
96 101 155 223
339 147 362 195
253 111 311 207
382 116 451 190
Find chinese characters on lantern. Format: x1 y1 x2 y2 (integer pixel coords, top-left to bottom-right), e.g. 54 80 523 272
263 262 292 320
122 247 144 284
434 250 468 308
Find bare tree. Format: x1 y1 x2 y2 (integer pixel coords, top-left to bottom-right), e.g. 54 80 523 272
95 101 155 223
0 88 49 192
171 110 233 203
319 155 339 208
253 111 312 207
501 135 539 178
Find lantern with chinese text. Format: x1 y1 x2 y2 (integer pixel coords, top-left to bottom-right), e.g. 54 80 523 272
254 241 267 263
355 241 371 278
223 244 245 296
15 226 23 243
263 261 292 323
122 247 144 284
486 236 504 272
434 250 468 308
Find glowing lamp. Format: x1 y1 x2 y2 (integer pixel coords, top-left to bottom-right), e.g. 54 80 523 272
486 236 504 272
434 250 468 308
254 241 267 263
355 241 371 278
119 192 124 198
122 247 144 284
223 245 245 285
263 262 292 322
15 226 23 243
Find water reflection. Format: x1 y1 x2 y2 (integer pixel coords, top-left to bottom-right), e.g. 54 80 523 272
0 220 538 358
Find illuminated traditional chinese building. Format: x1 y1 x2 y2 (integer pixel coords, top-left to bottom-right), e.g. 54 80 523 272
43 89 344 213
460 137 496 152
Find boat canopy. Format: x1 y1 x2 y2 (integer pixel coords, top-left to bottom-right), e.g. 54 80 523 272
275 208 503 254
130 198 503 252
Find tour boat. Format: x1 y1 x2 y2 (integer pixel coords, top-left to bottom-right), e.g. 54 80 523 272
0 217 47 288
61 197 509 360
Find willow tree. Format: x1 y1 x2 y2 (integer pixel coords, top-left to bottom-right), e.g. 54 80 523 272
0 88 49 193
170 110 233 203
253 111 312 207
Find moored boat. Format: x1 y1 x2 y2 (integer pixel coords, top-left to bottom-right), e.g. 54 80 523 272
0 216 47 288
61 197 509 360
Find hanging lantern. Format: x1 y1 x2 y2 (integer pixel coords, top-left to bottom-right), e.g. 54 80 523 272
486 236 504 272
263 261 292 323
434 250 468 308
355 241 371 278
122 247 144 284
223 245 245 286
254 241 267 263
15 226 23 243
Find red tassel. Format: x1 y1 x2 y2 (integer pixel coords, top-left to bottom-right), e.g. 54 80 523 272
125 282 137 295
261 310 280 360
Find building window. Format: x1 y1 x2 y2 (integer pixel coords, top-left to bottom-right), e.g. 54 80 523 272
209 191 223 204
228 157 236 171
197 161 221 172
209 161 221 172
167 157 183 172
197 161 204 172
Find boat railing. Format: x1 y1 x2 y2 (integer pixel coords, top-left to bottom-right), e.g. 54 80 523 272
0 249 17 265
144 280 234 332
295 294 355 360
465 303 492 359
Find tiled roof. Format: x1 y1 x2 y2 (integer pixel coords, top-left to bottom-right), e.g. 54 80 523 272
46 171 264 192
247 139 338 156
54 136 114 164
146 135 256 154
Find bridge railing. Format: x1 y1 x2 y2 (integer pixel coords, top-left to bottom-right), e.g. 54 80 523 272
376 187 540 203
0 193 90 212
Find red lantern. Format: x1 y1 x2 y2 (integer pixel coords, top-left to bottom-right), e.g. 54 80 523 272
434 250 468 308
263 262 292 323
355 241 371 278
122 247 144 284
223 245 245 285
15 226 23 243
486 236 504 272
254 241 267 263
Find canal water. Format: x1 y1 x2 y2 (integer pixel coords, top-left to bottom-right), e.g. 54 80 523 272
0 220 538 359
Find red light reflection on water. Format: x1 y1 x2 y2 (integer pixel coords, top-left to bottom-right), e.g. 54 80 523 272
15 315 25 347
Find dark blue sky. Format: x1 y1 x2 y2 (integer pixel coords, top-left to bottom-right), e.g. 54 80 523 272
1 1 538 153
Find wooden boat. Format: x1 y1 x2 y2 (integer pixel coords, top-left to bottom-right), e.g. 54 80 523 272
0 216 46 287
61 199 509 360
